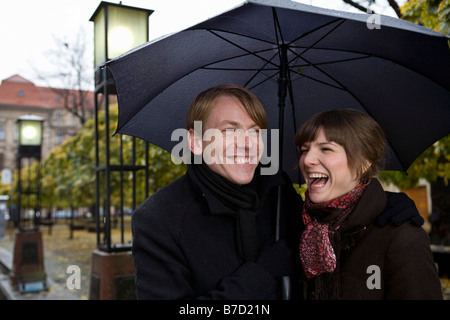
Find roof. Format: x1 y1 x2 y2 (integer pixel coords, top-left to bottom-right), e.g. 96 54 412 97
0 75 94 109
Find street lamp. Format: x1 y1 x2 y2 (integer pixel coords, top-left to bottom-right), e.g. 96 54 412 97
12 115 46 293
16 115 44 230
91 1 151 68
89 1 152 300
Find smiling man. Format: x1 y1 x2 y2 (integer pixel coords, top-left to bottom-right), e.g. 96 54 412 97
188 94 264 185
131 84 300 300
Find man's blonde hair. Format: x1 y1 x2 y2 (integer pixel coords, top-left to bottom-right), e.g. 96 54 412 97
186 84 267 132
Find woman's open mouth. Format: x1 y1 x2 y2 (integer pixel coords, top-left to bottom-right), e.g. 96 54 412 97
308 173 329 190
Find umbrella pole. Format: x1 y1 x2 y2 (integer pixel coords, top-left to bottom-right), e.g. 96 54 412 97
276 44 291 300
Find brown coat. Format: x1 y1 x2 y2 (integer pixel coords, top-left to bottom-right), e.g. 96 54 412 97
302 179 443 300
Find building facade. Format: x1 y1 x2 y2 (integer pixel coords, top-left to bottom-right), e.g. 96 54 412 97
0 74 94 177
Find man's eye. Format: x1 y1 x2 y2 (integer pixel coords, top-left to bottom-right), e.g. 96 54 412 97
248 128 260 134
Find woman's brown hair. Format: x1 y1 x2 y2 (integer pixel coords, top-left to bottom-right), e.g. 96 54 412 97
295 109 387 182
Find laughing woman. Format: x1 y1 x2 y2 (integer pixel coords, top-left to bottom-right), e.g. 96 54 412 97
295 109 442 300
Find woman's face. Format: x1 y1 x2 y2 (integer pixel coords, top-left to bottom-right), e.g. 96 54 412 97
299 128 360 203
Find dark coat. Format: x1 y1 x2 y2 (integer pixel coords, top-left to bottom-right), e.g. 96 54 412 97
131 166 301 300
301 179 443 300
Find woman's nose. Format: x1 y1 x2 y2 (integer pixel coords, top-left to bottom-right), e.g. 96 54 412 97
303 149 319 166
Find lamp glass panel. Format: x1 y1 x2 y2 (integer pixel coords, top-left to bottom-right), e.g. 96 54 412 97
19 120 42 146
93 7 106 68
107 6 148 60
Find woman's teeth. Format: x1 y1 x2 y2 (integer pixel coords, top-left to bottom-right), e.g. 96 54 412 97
309 173 329 188
309 173 328 179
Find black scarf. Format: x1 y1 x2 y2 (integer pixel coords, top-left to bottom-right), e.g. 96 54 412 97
188 162 260 262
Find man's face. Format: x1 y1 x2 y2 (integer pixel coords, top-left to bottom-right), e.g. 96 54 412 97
190 95 263 185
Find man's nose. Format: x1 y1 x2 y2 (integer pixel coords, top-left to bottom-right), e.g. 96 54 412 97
234 130 257 149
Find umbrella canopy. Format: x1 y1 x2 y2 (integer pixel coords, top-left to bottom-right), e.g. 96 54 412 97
107 0 450 182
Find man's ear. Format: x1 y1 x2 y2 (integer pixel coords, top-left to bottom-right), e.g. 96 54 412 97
188 128 203 155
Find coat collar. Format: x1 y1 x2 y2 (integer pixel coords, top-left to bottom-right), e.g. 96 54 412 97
338 179 387 250
187 164 288 216
341 178 387 233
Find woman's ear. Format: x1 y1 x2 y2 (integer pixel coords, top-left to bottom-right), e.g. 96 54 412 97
358 160 373 181
188 128 203 155
362 160 373 174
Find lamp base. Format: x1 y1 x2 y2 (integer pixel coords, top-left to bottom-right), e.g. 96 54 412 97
89 249 135 300
11 229 47 293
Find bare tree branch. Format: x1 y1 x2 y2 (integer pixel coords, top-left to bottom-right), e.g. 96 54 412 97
341 0 403 18
386 0 402 18
342 0 372 13
32 27 93 125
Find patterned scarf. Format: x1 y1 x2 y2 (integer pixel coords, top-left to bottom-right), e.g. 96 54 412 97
299 183 366 279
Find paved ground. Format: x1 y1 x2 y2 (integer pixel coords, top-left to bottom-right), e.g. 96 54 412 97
0 218 449 300
0 219 132 300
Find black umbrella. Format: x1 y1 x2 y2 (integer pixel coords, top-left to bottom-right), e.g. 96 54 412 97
107 0 450 298
108 0 450 181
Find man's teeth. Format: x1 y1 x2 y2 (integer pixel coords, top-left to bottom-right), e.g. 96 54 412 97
235 157 250 164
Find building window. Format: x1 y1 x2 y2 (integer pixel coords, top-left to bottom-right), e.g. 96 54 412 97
17 90 25 97
0 125 4 140
56 130 64 145
55 112 63 122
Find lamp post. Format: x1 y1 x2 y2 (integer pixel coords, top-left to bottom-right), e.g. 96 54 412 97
89 1 152 300
16 115 43 230
12 115 47 293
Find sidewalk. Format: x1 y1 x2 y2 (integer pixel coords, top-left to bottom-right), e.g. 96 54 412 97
1 219 449 300
0 219 132 300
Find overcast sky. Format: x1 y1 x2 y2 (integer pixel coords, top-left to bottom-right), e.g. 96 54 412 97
0 0 404 86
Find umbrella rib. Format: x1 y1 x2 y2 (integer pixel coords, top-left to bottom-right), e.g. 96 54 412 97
272 7 286 69
288 18 346 57
290 71 345 90
201 47 279 72
289 54 371 69
272 7 285 45
202 67 277 71
301 55 366 102
243 55 278 88
288 54 372 88
206 29 282 88
246 72 279 91
208 30 279 69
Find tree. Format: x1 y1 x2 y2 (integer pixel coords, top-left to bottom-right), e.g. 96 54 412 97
379 134 450 189
341 0 403 18
377 1 450 242
33 28 93 125
401 0 450 34
379 0 450 189
39 102 186 211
